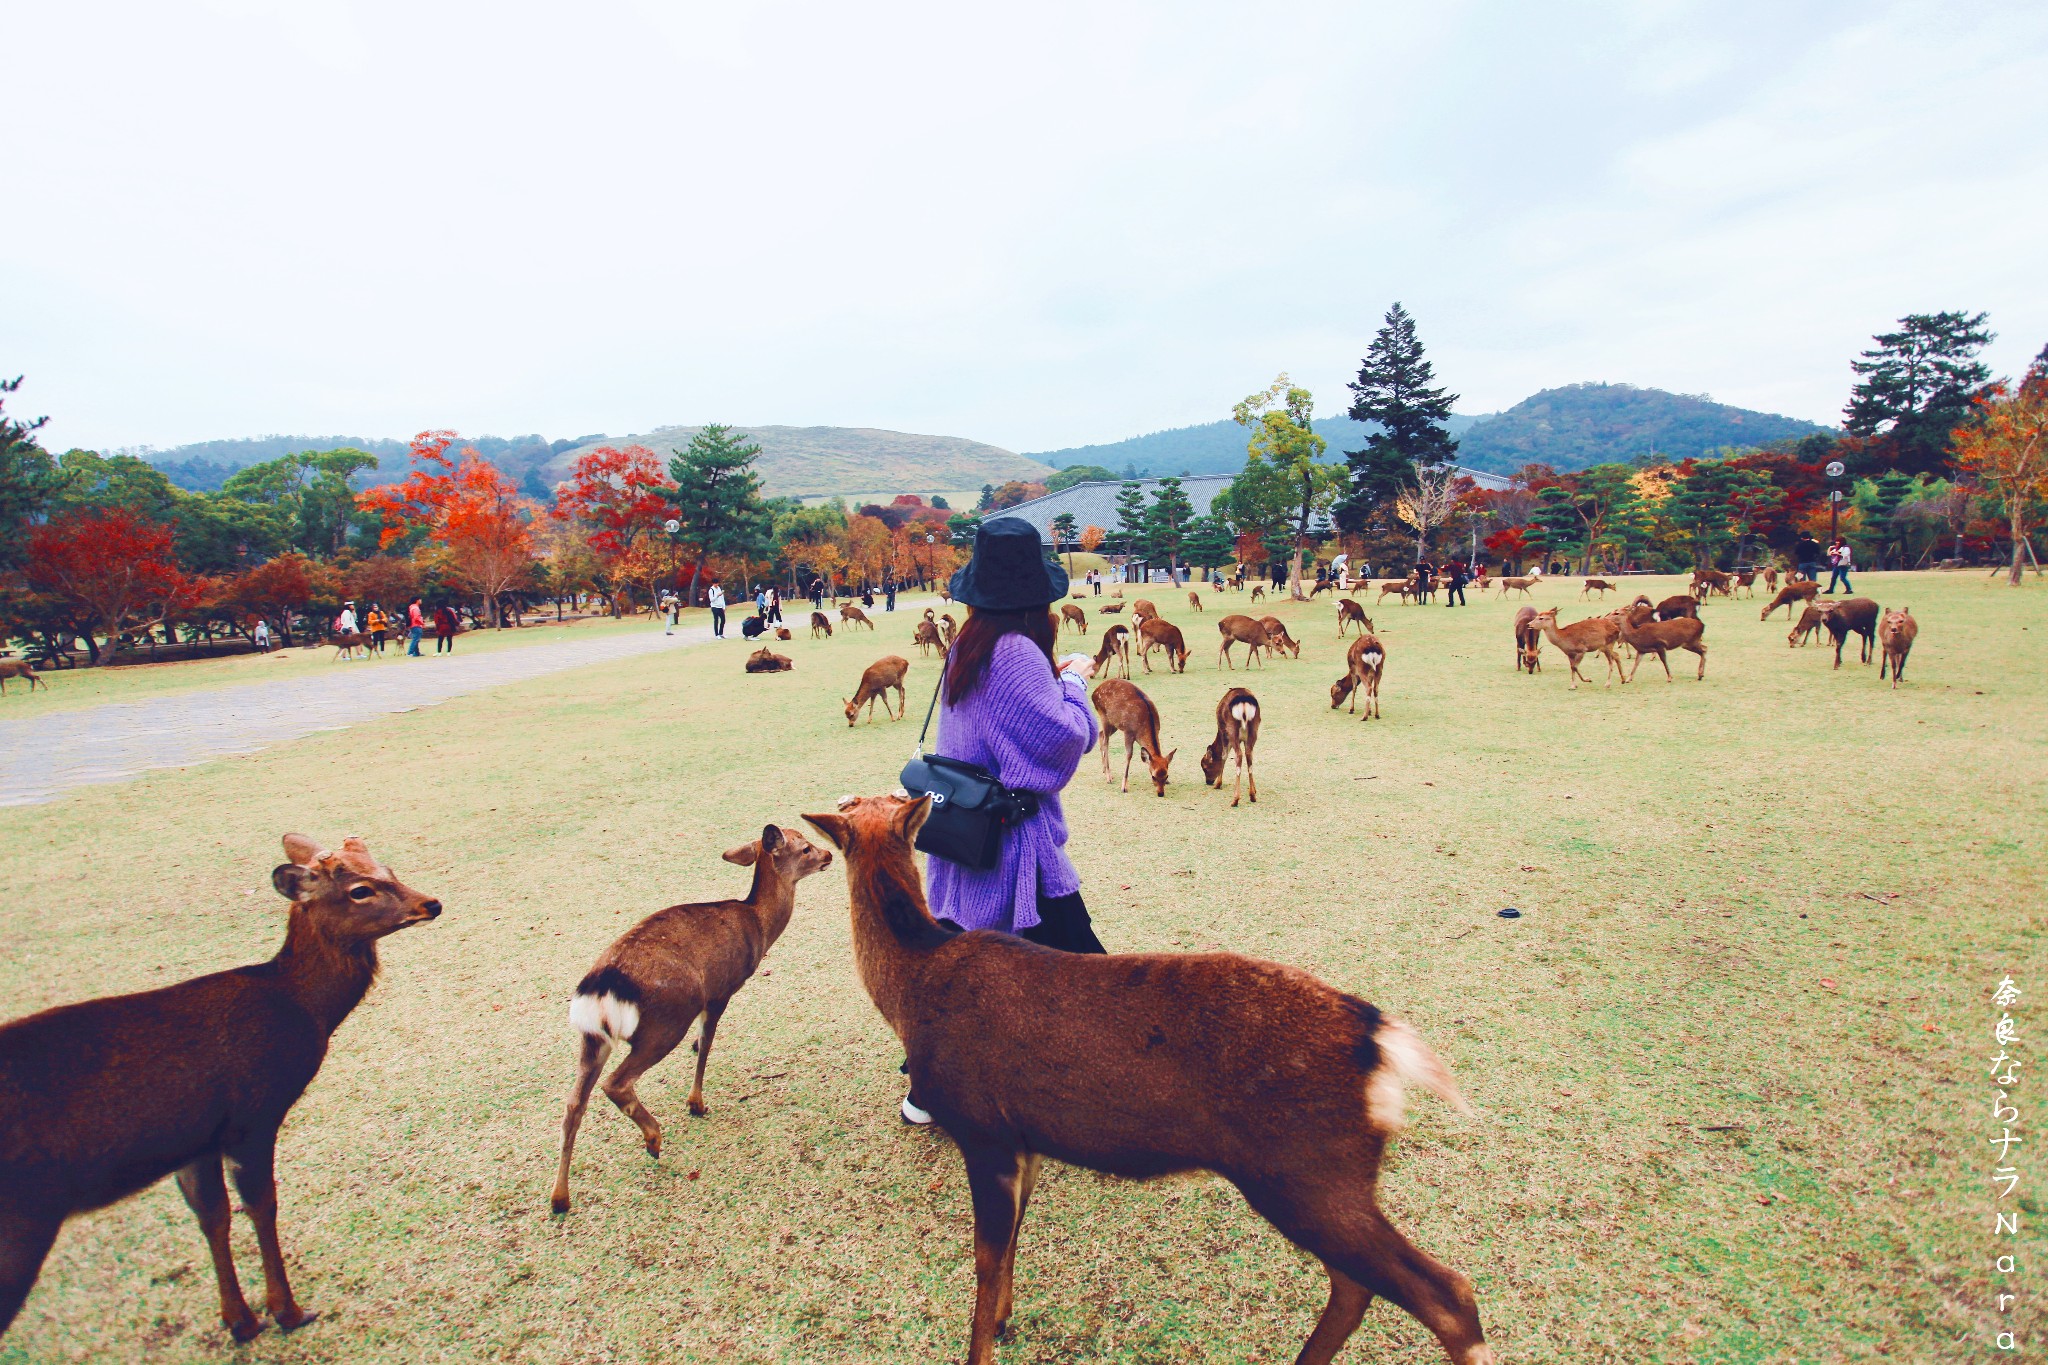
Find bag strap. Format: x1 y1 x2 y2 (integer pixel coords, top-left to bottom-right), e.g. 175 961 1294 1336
914 659 946 756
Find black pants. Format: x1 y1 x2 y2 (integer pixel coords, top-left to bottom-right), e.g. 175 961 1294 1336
1445 584 1465 606
435 632 453 653
711 607 726 636
1019 889 1106 954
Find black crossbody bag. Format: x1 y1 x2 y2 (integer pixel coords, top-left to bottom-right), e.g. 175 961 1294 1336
898 667 1040 870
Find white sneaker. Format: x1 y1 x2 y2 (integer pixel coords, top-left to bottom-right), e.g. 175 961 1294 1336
900 1094 933 1126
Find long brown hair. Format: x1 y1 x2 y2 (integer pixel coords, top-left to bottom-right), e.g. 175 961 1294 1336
944 606 1057 704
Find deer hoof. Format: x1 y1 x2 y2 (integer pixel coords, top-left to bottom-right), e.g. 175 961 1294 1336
225 1314 266 1343
274 1308 319 1334
550 1193 571 1215
688 1098 708 1117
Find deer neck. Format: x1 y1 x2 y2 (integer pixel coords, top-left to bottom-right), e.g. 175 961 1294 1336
273 908 380 1035
846 849 941 1036
744 860 797 950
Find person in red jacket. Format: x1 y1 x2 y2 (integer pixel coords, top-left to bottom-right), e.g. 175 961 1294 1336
406 598 425 656
433 604 458 653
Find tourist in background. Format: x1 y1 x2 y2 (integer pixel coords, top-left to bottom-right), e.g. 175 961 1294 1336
707 582 727 637
434 604 458 653
1826 537 1855 594
406 598 424 655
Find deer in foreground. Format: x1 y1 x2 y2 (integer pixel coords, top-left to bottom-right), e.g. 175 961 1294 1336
1581 578 1614 599
1059 603 1088 634
1090 679 1175 795
1495 567 1543 597
1214 614 1269 670
1788 600 1834 647
1258 616 1301 659
1612 601 1706 682
1337 599 1372 637
551 825 833 1215
810 610 834 639
1198 687 1260 805
744 647 793 672
1824 597 1881 670
0 659 45 693
1137 617 1189 673
840 604 874 631
1330 633 1386 718
0 835 441 1341
1092 624 1131 680
1187 590 1205 612
1532 608 1623 689
1512 606 1542 674
845 655 910 725
800 795 1488 1365
1879 607 1917 688
1760 581 1819 620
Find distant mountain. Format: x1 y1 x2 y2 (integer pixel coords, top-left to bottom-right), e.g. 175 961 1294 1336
1024 414 1482 478
1454 384 1834 473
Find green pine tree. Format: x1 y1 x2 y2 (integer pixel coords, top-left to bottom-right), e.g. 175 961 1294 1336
1527 486 1586 569
1664 461 1745 569
1338 302 1459 533
667 424 771 605
1144 477 1195 580
1049 511 1078 573
1844 310 1995 476
1180 514 1234 571
1114 481 1151 558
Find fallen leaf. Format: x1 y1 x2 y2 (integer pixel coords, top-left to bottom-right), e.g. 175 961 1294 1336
1819 979 1838 990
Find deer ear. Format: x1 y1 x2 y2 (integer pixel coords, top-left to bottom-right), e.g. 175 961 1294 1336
721 841 760 866
340 836 369 855
272 863 315 900
893 793 934 841
281 834 322 866
802 812 851 849
759 824 783 855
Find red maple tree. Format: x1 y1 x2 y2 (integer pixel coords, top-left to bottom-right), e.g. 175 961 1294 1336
550 444 675 560
360 432 539 625
27 509 205 665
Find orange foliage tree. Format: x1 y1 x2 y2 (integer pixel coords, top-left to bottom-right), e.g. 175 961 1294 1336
360 432 540 626
26 509 207 665
1952 373 2048 585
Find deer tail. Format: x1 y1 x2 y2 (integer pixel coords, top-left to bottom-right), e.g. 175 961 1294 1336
568 965 642 1043
1365 1015 1471 1131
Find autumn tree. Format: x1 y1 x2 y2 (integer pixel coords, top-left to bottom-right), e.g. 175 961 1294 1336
1049 511 1078 573
552 444 674 559
1394 463 1461 562
1952 372 2048 584
359 431 541 626
221 448 377 556
1079 524 1106 559
1233 375 1343 598
219 551 336 645
27 509 204 664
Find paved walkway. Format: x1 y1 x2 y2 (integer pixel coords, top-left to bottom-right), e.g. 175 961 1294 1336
0 623 714 807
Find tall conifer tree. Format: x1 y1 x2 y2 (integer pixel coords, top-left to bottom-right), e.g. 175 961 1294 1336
1338 303 1460 533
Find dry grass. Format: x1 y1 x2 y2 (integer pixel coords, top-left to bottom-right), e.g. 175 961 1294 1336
0 572 2042 1363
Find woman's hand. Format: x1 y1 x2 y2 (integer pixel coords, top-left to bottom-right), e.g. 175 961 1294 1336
1059 653 1097 681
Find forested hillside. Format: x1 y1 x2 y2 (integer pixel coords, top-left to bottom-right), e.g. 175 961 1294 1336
1455 383 1832 471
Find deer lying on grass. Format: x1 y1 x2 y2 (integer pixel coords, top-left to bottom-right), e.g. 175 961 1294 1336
744 648 793 672
1258 616 1301 659
1137 617 1189 673
551 825 833 1215
0 659 45 693
811 610 834 638
1495 567 1543 597
1214 614 1269 670
775 627 793 640
1879 607 1917 688
1532 608 1623 689
1059 603 1088 634
840 604 874 631
1761 581 1819 620
1330 633 1386 718
800 794 1488 1365
1338 599 1373 637
1092 624 1130 680
1097 602 1126 616
1513 606 1542 673
912 619 945 656
1187 590 1205 612
1198 687 1260 805
845 655 910 725
1788 600 1834 647
0 835 441 1341
1581 578 1614 599
1824 597 1881 670
1090 679 1175 795
1613 600 1706 682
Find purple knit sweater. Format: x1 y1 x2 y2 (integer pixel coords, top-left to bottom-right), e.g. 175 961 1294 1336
924 633 1098 933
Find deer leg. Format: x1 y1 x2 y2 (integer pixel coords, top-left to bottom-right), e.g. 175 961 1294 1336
227 1135 313 1332
0 1208 62 1338
994 1150 1041 1329
961 1142 1030 1365
688 998 729 1116
177 1154 264 1341
1099 728 1115 783
1245 741 1257 803
1293 1264 1375 1365
552 1030 613 1213
1656 649 1672 682
602 1016 691 1158
1693 643 1707 680
1121 734 1136 794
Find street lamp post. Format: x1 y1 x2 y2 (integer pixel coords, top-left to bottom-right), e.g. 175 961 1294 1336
664 518 682 605
1825 460 1846 546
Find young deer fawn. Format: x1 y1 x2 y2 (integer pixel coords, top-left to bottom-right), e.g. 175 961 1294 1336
810 610 834 638
1878 607 1917 688
1258 615 1301 659
551 825 833 1214
1090 678 1174 795
0 834 442 1343
1330 633 1386 718
1197 686 1260 805
800 795 1489 1365
1092 623 1131 680
1136 618 1188 673
0 659 46 693
844 655 910 725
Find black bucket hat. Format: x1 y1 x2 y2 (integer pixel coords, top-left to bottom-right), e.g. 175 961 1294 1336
949 516 1069 610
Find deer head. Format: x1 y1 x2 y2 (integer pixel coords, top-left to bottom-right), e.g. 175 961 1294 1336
271 834 441 943
1141 747 1176 796
1330 674 1356 708
722 824 834 881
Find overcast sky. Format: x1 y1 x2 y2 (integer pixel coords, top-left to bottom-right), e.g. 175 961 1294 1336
8 0 2046 456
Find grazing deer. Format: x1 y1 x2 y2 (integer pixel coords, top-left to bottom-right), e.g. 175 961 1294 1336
0 659 45 693
1090 679 1175 795
1132 599 1159 628
1092 624 1131 680
1330 633 1386 718
840 604 875 631
912 619 946 656
1258 616 1301 659
1613 601 1706 682
1878 607 1917 688
1137 617 1189 673
1249 584 1266 604
1824 597 1881 669
1495 567 1543 597
1059 603 1088 634
1337 599 1372 637
811 610 834 639
1581 578 1614 599
1198 687 1260 805
1512 606 1542 674
745 647 794 672
800 795 1488 1365
940 613 958 648
0 835 441 1342
1307 579 1333 598
1788 600 1835 648
1760 581 1819 621
1214 614 1269 670
1762 566 1780 592
845 655 910 725
1689 568 1732 598
1653 594 1699 622
1187 590 1205 612
1532 608 1624 689
551 825 833 1215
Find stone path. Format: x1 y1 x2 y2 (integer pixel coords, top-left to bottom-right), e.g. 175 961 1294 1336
0 623 716 807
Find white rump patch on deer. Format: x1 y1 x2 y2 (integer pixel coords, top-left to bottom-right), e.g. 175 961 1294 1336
1367 1018 1471 1131
1363 649 1383 667
568 992 640 1042
1229 702 1257 724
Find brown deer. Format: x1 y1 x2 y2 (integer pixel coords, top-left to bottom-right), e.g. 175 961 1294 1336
1760 581 1819 620
1090 679 1175 795
1214 614 1269 670
937 586 952 603
744 647 794 672
1761 566 1780 592
1581 578 1614 599
1787 600 1835 647
912 619 946 656
940 613 959 648
799 795 1488 1365
1878 607 1917 688
1137 617 1189 673
1307 579 1333 598
1259 616 1301 659
840 604 875 631
1689 568 1732 597
1495 567 1543 597
1059 603 1088 634
1613 601 1706 682
774 627 793 640
1824 597 1881 669
1132 599 1159 628
1337 599 1372 637
0 659 46 693
1377 580 1415 606
1092 624 1131 680
844 655 910 725
1187 590 1205 612
1097 602 1126 615
810 610 834 639
1330 633 1386 718
1731 571 1758 597
1109 586 1124 599
1197 687 1260 805
550 825 833 1215
1249 584 1266 604
1512 606 1542 673
330 630 369 660
0 835 441 1341
1653 594 1699 621
1532 608 1624 689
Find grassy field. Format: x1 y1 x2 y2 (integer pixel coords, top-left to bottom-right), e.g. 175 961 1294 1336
0 572 2042 1363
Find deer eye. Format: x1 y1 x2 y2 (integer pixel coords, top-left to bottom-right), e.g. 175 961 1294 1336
347 884 376 902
